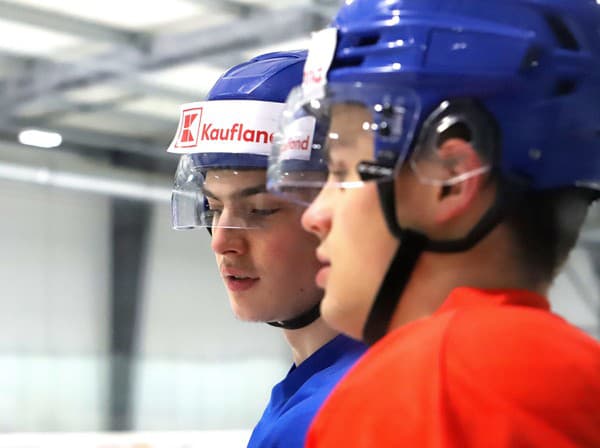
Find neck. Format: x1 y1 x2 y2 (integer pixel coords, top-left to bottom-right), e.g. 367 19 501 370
283 317 339 366
389 223 548 331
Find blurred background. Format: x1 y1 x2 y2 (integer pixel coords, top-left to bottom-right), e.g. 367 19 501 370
0 0 598 444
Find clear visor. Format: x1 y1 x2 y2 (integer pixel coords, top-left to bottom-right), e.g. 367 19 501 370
267 83 492 200
172 155 291 230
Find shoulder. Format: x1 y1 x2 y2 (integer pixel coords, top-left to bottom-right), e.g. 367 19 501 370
249 412 308 448
436 305 600 444
442 304 600 384
249 385 316 448
252 340 366 448
307 306 600 446
317 305 600 397
440 304 600 428
293 335 366 399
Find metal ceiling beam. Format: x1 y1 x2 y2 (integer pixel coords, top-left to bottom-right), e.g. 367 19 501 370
12 95 177 131
0 51 32 75
14 93 138 119
42 79 195 108
112 79 200 101
0 158 172 202
185 0 266 17
147 6 324 66
0 6 324 112
0 0 144 48
0 51 203 107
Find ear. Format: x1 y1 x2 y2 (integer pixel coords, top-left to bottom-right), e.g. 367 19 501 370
432 138 487 224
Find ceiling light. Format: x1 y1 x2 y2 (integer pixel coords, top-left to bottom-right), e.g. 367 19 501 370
18 129 63 148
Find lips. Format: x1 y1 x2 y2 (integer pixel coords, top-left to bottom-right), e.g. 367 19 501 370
221 267 259 292
224 276 259 292
315 249 331 288
315 265 330 288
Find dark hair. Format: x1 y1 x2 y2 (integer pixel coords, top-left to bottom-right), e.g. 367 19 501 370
505 188 592 285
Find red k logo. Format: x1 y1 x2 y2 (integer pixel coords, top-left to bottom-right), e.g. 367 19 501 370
175 107 203 148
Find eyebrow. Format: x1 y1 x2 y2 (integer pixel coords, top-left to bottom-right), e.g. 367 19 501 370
202 184 268 201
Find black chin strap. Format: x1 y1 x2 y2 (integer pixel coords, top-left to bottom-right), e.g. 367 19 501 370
267 303 321 330
363 178 517 345
363 229 427 345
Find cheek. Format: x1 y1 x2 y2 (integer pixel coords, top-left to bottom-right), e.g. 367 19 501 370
334 188 398 296
337 187 392 255
259 226 320 274
395 174 437 230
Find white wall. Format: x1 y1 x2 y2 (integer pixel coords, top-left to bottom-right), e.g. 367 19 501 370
0 174 110 431
549 247 600 338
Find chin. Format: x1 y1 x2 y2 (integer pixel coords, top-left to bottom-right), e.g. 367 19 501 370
229 300 274 323
320 292 363 341
230 303 260 322
232 309 267 322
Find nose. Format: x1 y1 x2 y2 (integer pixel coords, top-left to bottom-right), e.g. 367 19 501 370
301 187 332 241
210 223 248 255
209 207 249 255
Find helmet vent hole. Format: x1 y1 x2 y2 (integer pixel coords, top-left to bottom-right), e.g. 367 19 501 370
356 33 380 47
543 14 580 51
553 79 577 97
332 56 365 69
437 122 472 147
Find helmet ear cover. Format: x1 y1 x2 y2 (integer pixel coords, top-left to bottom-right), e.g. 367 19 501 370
373 98 518 249
413 99 501 176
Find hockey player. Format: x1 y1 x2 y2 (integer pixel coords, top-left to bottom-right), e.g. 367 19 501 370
167 51 365 448
267 1 600 445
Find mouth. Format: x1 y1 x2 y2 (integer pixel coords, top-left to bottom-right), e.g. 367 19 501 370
224 275 259 292
221 267 260 292
315 249 331 288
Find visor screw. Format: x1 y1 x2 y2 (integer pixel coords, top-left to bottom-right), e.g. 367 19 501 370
378 150 396 162
379 121 391 136
528 148 542 160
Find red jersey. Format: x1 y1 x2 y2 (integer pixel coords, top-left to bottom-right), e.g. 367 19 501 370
307 287 600 447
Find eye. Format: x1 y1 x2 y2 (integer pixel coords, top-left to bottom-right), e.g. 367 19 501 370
251 208 281 217
329 167 349 184
206 201 222 213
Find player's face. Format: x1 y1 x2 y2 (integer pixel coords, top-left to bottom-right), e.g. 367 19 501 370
209 169 324 322
301 104 399 339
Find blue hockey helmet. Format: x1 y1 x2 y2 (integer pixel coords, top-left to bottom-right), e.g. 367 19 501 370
269 0 600 195
168 50 325 230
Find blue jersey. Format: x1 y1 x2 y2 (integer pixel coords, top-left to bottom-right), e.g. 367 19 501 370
247 334 366 448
